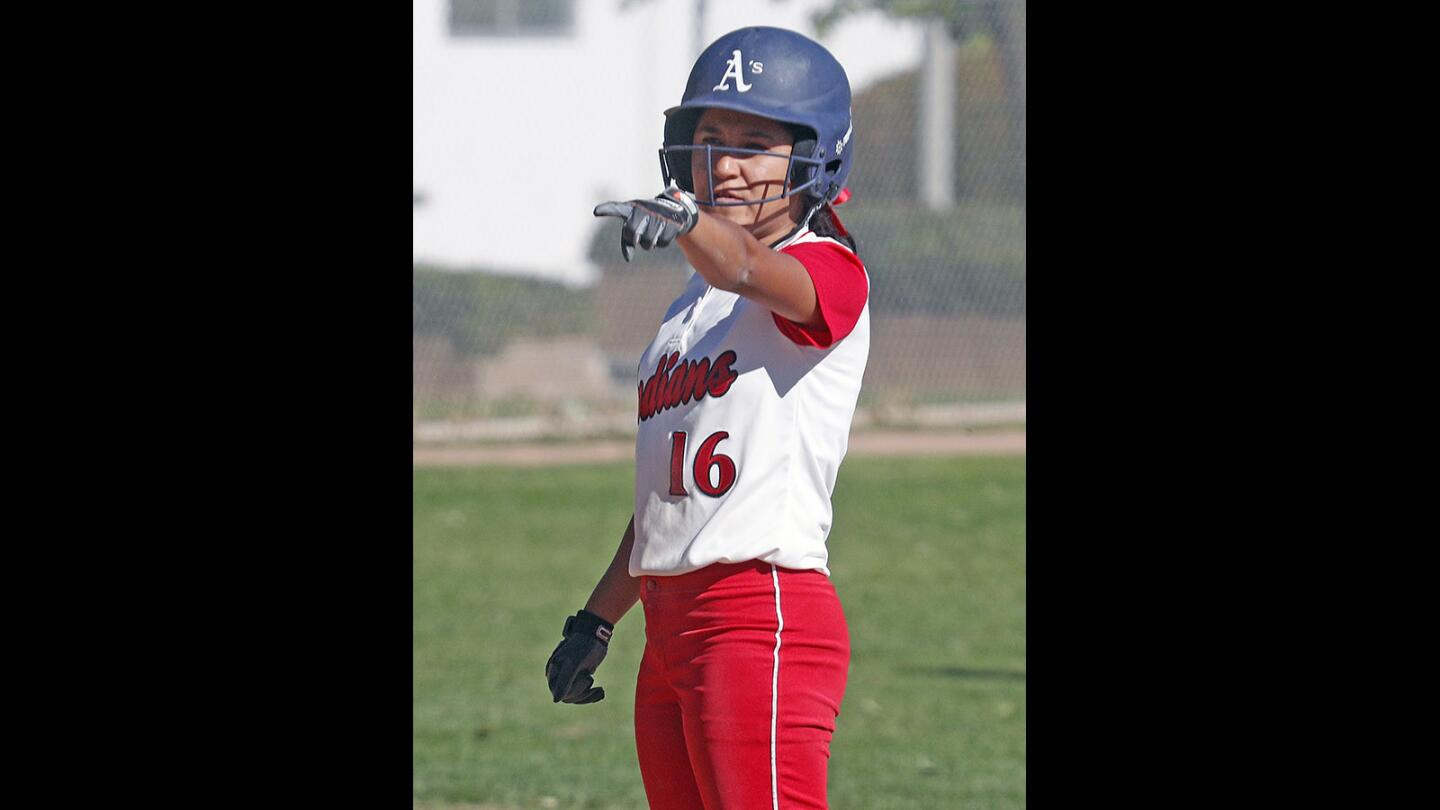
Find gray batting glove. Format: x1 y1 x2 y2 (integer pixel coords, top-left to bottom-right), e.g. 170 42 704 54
545 609 614 704
593 183 699 262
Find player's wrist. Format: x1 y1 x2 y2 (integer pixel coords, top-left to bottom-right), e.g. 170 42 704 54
565 609 615 645
658 183 699 236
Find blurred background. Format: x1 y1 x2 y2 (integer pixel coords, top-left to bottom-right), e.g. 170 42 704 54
413 0 1025 445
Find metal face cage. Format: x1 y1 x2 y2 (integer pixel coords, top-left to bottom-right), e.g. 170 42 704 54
658 144 826 207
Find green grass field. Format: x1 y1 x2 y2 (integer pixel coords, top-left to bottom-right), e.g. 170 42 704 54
414 454 1025 809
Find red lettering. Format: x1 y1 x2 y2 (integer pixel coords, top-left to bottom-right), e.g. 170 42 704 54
669 432 689 496
667 430 737 497
641 376 656 419
641 362 661 419
707 350 739 398
665 362 688 408
637 350 739 422
689 357 712 402
693 431 737 496
645 353 679 419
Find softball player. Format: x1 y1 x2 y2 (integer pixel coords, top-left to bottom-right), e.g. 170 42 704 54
546 26 868 810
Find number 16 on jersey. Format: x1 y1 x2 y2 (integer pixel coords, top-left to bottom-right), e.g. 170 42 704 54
668 431 737 497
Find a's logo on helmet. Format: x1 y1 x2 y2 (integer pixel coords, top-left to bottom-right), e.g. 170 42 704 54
712 49 753 93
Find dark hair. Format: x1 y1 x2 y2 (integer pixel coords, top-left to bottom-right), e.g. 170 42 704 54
809 202 858 256
782 125 857 255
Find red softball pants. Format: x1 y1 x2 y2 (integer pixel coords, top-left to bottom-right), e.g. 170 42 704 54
634 561 850 810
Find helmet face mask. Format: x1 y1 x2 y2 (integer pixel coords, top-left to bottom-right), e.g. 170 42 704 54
661 27 854 208
658 143 825 207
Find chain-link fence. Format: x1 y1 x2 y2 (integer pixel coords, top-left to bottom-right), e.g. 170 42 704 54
414 1 1024 443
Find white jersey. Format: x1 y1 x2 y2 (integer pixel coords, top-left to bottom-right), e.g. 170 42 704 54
630 229 870 577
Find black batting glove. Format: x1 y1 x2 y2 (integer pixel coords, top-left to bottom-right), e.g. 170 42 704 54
545 609 614 705
593 183 699 262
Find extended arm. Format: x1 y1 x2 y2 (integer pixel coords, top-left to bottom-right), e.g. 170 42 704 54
676 210 820 328
594 187 822 329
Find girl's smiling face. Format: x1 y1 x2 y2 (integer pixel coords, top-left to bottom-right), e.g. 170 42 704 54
691 108 807 241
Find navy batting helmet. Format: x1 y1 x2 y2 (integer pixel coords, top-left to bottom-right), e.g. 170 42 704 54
660 26 854 207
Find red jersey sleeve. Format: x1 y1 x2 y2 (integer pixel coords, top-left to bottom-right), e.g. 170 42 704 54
772 241 869 348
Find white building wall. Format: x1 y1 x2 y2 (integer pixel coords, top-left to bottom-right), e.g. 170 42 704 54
413 0 924 286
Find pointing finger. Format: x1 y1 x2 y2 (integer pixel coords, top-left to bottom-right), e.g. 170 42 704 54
593 201 633 220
